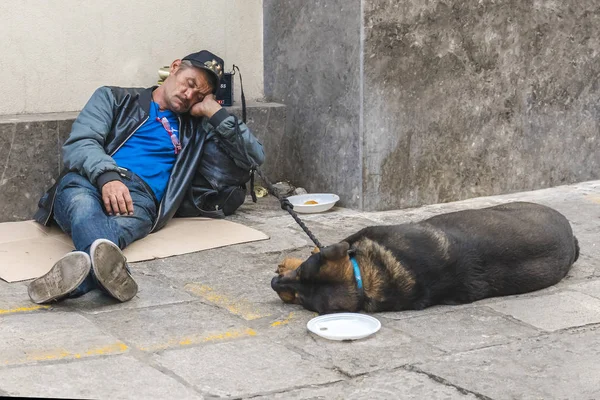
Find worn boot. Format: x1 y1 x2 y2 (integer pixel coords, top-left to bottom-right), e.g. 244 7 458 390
28 251 91 304
90 239 138 302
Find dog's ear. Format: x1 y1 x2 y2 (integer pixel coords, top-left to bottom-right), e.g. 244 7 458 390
321 241 350 260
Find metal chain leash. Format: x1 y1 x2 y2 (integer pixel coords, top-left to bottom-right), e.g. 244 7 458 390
230 65 323 250
253 167 323 250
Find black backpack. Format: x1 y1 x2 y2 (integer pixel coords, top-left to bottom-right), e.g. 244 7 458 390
177 102 261 220
176 67 256 219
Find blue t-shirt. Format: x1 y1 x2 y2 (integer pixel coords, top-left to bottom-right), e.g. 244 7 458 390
112 102 179 202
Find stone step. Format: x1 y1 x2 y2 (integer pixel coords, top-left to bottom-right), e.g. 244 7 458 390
0 102 286 222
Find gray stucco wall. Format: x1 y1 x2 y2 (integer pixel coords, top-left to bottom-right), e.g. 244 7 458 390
264 0 600 211
264 0 363 208
363 0 600 209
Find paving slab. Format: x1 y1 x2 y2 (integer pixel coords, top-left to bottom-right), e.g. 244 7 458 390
153 338 343 398
139 251 299 321
486 290 600 331
88 302 255 353
252 367 481 400
0 311 126 366
385 306 540 352
182 280 295 322
140 246 286 283
566 279 600 300
0 356 203 399
278 214 382 245
259 310 445 377
1 180 600 399
416 326 600 400
0 279 35 312
363 197 506 225
228 214 315 254
63 272 195 314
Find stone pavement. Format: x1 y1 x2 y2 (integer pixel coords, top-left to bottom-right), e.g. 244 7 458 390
1 181 599 399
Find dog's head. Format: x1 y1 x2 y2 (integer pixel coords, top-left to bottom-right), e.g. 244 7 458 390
271 242 362 314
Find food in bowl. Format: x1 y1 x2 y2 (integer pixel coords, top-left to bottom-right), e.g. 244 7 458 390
287 193 340 214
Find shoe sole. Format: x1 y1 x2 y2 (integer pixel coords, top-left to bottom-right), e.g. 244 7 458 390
90 239 137 302
28 251 91 304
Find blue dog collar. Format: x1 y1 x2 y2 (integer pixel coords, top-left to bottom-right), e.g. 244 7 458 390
350 257 363 290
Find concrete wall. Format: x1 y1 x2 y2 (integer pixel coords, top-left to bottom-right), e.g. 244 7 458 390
0 0 264 115
362 0 600 210
264 0 363 208
0 103 286 222
264 0 600 211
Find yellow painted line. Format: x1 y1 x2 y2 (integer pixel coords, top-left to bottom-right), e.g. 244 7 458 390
138 328 257 352
4 327 257 364
184 283 269 320
81 342 129 357
270 312 296 327
585 195 600 204
0 305 50 315
2 342 129 365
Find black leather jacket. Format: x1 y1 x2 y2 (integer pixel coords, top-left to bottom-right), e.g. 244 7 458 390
34 86 264 232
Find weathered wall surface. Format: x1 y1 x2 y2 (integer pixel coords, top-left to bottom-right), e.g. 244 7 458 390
265 0 600 211
264 0 363 208
363 0 600 209
1 0 264 115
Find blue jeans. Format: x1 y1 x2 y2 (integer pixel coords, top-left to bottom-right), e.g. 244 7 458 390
53 172 157 296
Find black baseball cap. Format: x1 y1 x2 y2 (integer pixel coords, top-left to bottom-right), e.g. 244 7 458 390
182 50 224 93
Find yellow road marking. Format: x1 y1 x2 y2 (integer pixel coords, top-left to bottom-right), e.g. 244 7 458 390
5 342 129 365
270 312 295 327
184 283 269 320
585 195 600 204
4 326 259 365
138 328 257 352
0 305 50 315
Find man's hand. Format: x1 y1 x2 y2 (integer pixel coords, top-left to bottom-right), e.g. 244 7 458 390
190 94 222 119
102 181 134 216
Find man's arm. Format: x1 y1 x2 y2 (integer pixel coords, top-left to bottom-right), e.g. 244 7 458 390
191 95 265 170
62 87 120 186
208 108 265 170
62 87 134 215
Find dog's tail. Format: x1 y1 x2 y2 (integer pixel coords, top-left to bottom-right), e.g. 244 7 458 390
573 236 580 263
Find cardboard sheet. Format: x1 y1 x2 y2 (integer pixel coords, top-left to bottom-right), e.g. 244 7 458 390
0 219 269 283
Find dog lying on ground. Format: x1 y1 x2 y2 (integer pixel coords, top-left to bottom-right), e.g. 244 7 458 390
271 202 579 314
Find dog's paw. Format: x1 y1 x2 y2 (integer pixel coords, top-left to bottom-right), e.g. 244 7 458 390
276 258 304 275
277 290 296 303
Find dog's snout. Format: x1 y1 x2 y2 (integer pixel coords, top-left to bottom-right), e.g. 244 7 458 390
271 276 280 291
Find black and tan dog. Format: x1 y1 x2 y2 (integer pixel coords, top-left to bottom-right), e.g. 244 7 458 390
271 202 579 314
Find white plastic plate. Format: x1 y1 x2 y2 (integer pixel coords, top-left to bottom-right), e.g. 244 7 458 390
286 193 340 214
307 313 381 341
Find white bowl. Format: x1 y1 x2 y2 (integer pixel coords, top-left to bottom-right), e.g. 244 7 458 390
307 313 381 341
287 193 340 214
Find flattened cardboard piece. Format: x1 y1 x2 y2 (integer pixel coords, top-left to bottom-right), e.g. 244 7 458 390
0 237 75 283
0 218 269 283
0 220 48 243
123 217 269 262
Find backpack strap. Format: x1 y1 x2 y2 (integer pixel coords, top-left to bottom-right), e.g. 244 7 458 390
231 65 257 202
232 64 246 123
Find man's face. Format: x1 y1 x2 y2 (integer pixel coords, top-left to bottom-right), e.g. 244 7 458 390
162 60 214 113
